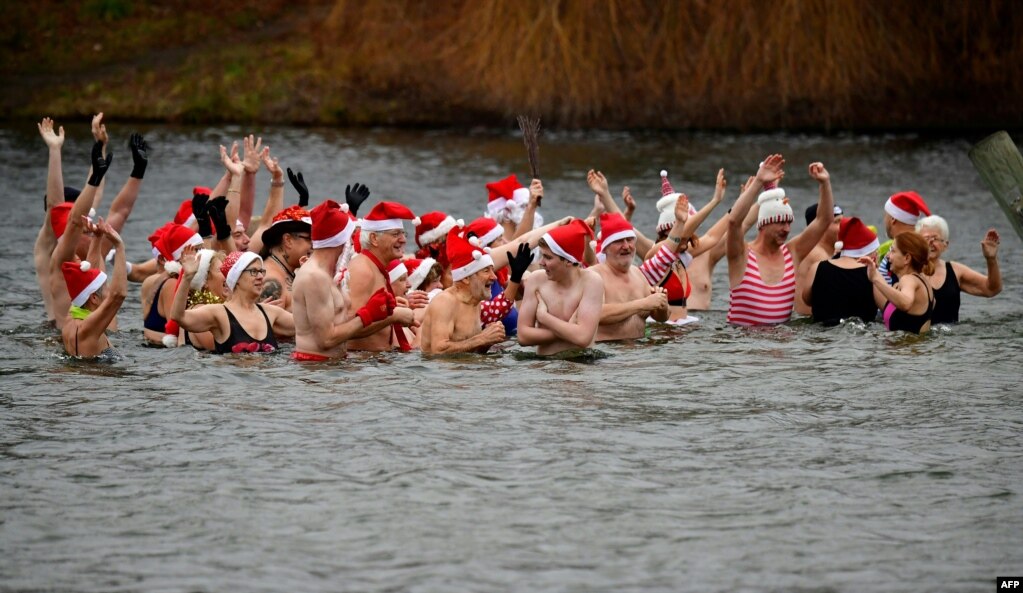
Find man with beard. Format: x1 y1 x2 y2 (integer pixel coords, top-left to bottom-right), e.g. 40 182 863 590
591 212 669 340
420 227 506 354
726 156 835 326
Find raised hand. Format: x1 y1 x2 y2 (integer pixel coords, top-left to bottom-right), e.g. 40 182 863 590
88 140 112 186
622 186 636 220
586 169 610 196
192 190 212 237
756 154 785 185
242 135 263 174
739 175 756 194
345 183 371 216
220 144 244 177
179 244 200 278
981 229 1000 259
287 168 310 207
260 147 282 180
129 132 149 179
529 178 543 207
206 196 231 240
91 113 108 146
589 194 605 219
714 168 727 200
97 217 123 246
674 193 690 223
38 117 64 149
808 162 829 183
508 242 533 283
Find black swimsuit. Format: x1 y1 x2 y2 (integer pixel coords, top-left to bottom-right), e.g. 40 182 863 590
144 278 169 332
930 261 960 324
809 261 877 326
883 274 935 334
214 304 279 354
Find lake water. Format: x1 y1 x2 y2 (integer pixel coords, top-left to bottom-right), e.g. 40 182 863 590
1 124 1021 592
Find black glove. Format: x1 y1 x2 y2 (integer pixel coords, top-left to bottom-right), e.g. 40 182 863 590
508 242 533 284
345 183 371 216
128 132 148 179
192 191 212 238
287 167 309 207
87 141 112 187
207 196 231 241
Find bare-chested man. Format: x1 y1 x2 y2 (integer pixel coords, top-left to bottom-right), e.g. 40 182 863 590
291 200 415 361
347 201 421 352
591 212 669 340
420 227 507 354
726 156 835 326
517 219 605 355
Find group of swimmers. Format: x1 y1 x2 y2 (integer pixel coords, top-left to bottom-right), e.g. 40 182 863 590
35 114 1004 360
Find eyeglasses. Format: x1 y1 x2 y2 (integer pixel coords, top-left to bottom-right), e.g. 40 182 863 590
244 267 267 277
921 235 947 245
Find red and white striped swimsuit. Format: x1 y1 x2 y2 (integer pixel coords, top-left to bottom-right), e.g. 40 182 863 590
727 245 796 326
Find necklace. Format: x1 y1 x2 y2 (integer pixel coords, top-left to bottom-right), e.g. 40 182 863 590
269 252 295 283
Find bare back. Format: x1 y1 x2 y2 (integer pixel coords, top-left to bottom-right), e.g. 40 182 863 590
293 264 348 358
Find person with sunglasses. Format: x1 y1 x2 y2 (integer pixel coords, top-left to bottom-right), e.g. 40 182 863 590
916 215 1002 324
169 248 295 354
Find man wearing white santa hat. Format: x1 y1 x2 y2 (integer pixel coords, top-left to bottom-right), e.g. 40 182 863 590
517 219 605 355
347 201 421 352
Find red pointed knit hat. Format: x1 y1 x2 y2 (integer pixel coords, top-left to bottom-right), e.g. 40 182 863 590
360 201 419 233
542 218 593 266
837 217 880 258
485 175 529 217
463 216 504 247
885 191 931 225
415 211 460 248
447 226 494 281
310 200 355 249
62 260 107 307
387 258 409 283
50 202 74 238
151 222 203 267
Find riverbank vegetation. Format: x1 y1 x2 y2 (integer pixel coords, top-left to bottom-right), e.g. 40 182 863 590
3 0 1019 131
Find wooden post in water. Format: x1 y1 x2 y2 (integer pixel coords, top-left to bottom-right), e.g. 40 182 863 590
968 131 1023 242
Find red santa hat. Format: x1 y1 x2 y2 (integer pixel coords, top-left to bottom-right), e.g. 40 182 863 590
415 211 461 248
387 259 409 283
406 257 436 291
220 251 262 291
542 218 594 266
593 212 636 256
485 175 530 218
447 227 495 282
359 201 419 233
837 217 880 258
463 216 504 247
62 260 107 307
50 202 96 238
656 170 697 231
310 200 355 249
150 222 203 274
885 191 931 225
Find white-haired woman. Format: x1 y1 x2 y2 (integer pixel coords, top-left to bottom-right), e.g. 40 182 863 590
916 215 1002 324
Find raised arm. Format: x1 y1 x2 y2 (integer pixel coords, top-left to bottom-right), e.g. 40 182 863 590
512 179 542 239
239 135 262 228
488 216 572 269
728 156 783 284
79 220 126 341
104 132 148 236
860 255 915 310
246 149 286 254
789 162 835 260
220 143 244 230
587 169 624 215
957 229 1002 297
169 246 222 333
38 117 66 210
51 142 110 269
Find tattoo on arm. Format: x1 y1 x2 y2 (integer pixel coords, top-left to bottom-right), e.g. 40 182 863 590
260 279 282 302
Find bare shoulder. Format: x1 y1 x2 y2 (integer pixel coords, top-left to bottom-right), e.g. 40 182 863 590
582 268 605 289
522 270 546 290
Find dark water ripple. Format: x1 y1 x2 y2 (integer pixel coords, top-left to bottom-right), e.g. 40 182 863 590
1 127 1022 592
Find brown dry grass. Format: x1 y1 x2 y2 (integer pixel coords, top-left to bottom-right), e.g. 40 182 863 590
317 0 1023 129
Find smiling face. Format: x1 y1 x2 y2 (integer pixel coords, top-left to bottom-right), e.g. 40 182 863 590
917 226 948 262
238 260 267 296
603 236 636 270
467 266 497 301
373 229 407 263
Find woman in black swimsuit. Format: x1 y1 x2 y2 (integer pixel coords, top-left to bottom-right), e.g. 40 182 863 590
859 231 936 334
916 215 1002 324
169 248 295 354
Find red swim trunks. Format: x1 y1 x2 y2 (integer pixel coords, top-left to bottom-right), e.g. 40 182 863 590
291 351 332 362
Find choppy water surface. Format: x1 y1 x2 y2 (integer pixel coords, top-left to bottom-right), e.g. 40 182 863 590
1 125 1021 592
